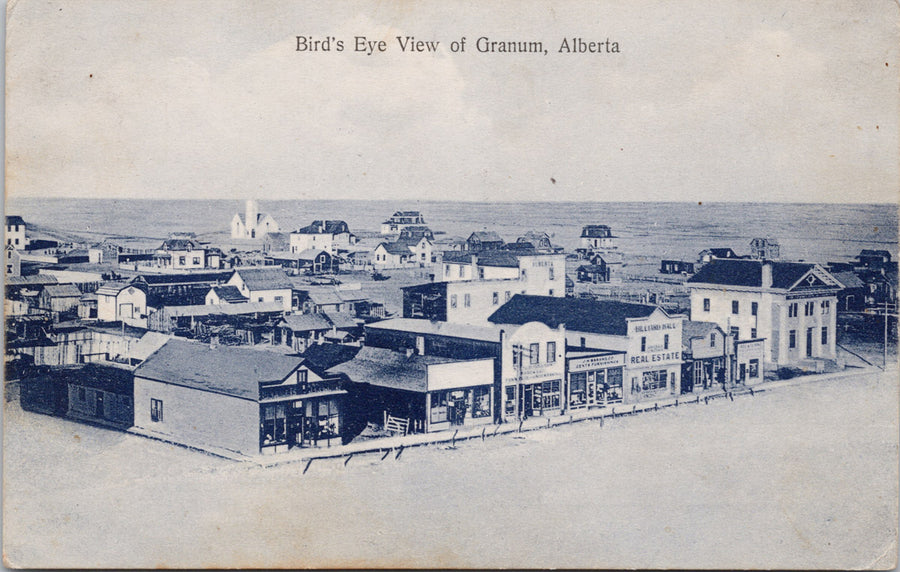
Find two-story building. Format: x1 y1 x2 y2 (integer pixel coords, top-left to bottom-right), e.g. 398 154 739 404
5 215 27 249
133 339 346 455
381 211 427 235
226 267 293 311
154 238 221 270
686 259 841 367
290 220 357 255
488 295 685 404
96 282 149 328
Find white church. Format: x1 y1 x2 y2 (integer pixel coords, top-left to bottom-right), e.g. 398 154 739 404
230 200 280 239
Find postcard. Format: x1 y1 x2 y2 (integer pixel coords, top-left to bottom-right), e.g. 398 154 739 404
3 0 898 568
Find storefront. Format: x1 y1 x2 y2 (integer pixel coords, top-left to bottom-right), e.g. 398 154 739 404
566 350 626 410
734 338 765 386
428 386 493 430
624 310 684 403
499 322 567 421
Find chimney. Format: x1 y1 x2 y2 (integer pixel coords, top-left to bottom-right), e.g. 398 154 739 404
761 260 773 289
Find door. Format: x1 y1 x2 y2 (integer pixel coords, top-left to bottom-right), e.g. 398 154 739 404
739 363 746 384
521 385 534 419
95 392 104 419
806 328 813 357
448 391 467 426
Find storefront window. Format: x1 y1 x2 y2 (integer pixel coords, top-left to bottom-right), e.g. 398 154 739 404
570 372 587 406
536 380 561 410
504 386 516 416
642 370 668 391
606 367 623 402
749 359 759 378
430 391 449 423
472 386 491 418
262 403 288 444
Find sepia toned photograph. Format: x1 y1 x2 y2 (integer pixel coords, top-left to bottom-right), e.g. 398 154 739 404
3 0 898 568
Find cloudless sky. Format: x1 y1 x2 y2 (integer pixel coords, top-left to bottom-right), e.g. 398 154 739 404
5 0 899 203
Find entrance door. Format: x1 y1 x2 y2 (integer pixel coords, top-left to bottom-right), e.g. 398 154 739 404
806 328 813 357
448 391 467 426
521 385 534 418
95 392 104 419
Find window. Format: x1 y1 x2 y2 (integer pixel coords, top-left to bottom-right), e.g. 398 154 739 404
641 370 668 391
178 256 186 265
472 386 491 418
478 268 485 280
821 300 831 314
703 298 710 312
192 256 201 265
732 301 739 314
430 391 449 423
821 327 828 345
505 291 511 302
521 269 527 279
750 328 757 339
789 303 798 318
547 341 556 363
789 329 797 349
262 403 288 443
537 380 561 410
458 266 464 278
504 386 516 415
529 343 539 364
580 337 586 348
257 297 264 302
463 293 471 308
548 289 554 296
751 302 758 316
549 267 555 281
492 292 499 305
274 296 283 303
450 294 457 308
749 359 760 378
805 301 815 316
709 333 716 347
663 334 669 350
730 327 739 340
444 264 450 275
150 398 163 422
297 369 308 384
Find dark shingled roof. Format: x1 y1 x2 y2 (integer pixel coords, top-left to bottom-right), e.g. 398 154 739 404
687 259 815 289
134 338 304 400
6 215 25 226
488 294 657 336
210 285 248 303
327 346 457 393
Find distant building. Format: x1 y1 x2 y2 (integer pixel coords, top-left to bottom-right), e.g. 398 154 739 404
381 211 426 235
576 225 623 276
226 267 293 311
515 230 558 253
38 284 83 315
660 260 695 275
466 231 505 252
290 220 357 255
687 259 842 367
576 262 610 283
398 226 435 241
231 200 280 239
205 285 249 305
5 215 27 249
133 339 347 455
154 238 222 270
96 282 149 328
262 232 290 254
749 238 781 260
855 249 893 270
5 244 21 277
372 237 433 268
698 248 741 263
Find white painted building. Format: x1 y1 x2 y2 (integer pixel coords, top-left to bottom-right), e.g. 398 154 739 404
5 215 27 250
231 200 280 239
96 282 149 328
687 259 841 366
226 267 293 311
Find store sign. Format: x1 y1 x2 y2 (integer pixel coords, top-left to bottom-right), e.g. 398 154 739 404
569 353 625 371
629 350 681 365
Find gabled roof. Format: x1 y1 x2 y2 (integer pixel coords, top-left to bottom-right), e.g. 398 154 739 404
209 285 248 303
296 220 350 235
278 313 332 332
832 271 865 289
701 248 739 258
300 343 362 370
488 294 657 336
468 231 504 243
42 284 82 298
377 241 416 256
96 281 139 296
323 311 359 330
5 275 58 286
232 267 292 290
135 339 304 400
6 215 26 226
682 320 723 346
160 238 202 251
687 259 833 290
328 346 457 392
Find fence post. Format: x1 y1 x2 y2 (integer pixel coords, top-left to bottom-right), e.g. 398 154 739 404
344 453 353 466
518 420 523 433
395 445 404 460
303 458 313 475
452 430 458 447
380 449 391 461
482 427 486 441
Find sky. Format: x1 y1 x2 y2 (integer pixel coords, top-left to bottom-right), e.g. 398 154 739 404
5 0 899 203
